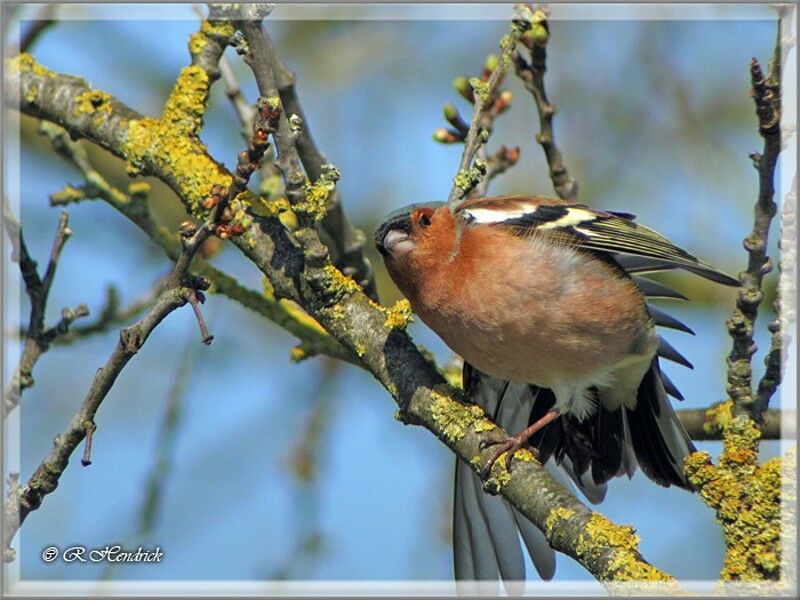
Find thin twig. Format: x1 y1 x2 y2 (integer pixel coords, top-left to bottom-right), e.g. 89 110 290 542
434 56 519 198
726 33 783 423
446 5 532 208
512 7 578 201
50 284 163 345
2 203 88 417
2 220 214 562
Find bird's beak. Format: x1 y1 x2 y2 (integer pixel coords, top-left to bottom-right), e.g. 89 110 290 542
374 212 414 258
381 229 416 258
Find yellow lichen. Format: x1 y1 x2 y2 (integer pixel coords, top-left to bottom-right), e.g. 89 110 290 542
323 264 362 296
289 345 308 362
200 19 235 39
575 513 673 582
299 177 335 222
160 65 210 136
7 53 57 78
513 447 537 462
74 90 113 126
74 89 111 115
685 416 785 581
440 358 464 389
382 298 413 330
492 459 513 487
24 84 38 103
188 32 206 55
127 181 151 198
473 418 495 433
123 117 231 212
703 400 734 436
545 506 576 536
430 389 484 444
50 184 86 204
189 20 233 58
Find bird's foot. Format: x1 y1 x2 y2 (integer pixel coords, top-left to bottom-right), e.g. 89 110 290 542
477 408 561 479
478 434 538 479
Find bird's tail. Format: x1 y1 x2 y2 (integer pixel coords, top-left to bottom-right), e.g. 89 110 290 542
454 368 605 594
624 357 696 490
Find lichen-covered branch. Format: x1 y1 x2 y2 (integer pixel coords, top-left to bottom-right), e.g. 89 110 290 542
2 223 212 561
41 98 352 364
686 15 794 585
677 404 787 441
232 10 674 585
685 417 793 582
6 20 675 582
726 39 783 423
2 203 88 417
512 7 578 201
259 27 379 301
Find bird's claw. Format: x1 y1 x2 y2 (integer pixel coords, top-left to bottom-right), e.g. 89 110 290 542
478 435 538 479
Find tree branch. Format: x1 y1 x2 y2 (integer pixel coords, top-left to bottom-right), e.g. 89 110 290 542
512 7 578 201
259 27 379 301
686 13 794 583
726 35 783 423
676 405 789 441
2 202 88 417
41 120 352 363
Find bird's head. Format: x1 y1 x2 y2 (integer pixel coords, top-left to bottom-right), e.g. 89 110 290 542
374 201 453 297
374 201 447 261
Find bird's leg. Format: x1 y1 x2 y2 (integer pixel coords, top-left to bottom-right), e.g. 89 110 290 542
479 408 561 478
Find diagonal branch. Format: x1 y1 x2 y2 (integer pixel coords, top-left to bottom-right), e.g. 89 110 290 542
258 27 379 300
41 121 352 363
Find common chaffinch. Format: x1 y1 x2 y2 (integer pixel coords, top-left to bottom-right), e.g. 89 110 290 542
374 194 737 589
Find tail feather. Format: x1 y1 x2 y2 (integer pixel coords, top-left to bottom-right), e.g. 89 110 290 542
625 358 696 489
453 459 525 594
456 364 560 586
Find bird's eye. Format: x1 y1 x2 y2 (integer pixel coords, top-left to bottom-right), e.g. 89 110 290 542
419 213 432 228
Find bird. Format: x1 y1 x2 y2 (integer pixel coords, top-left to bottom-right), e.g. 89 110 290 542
373 194 738 591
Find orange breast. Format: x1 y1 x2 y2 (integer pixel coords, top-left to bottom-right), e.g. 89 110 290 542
403 222 653 387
